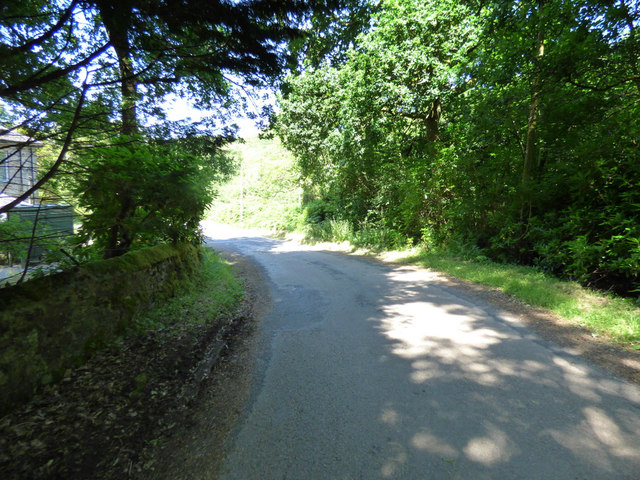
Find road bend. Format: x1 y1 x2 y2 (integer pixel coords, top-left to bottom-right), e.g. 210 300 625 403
205 226 640 480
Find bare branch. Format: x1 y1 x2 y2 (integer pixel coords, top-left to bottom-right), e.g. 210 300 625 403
17 201 44 284
7 0 78 55
0 43 110 97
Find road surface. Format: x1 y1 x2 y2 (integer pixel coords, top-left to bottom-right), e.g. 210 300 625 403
204 225 640 480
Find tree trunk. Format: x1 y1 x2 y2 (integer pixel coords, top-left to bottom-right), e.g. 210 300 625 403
95 1 138 258
623 11 640 95
96 0 138 135
521 1 545 222
104 187 134 259
426 97 441 142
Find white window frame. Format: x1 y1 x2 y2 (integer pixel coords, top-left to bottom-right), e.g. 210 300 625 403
0 151 8 182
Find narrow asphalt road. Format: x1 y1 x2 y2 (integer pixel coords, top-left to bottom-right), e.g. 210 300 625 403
205 225 640 480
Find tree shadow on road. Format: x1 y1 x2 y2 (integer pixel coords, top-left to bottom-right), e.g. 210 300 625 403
365 265 640 479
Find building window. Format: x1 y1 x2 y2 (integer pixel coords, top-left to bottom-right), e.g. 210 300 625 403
0 152 8 182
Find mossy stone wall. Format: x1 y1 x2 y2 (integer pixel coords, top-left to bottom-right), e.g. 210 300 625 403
0 243 201 415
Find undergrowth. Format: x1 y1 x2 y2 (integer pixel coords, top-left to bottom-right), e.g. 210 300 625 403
133 248 243 332
301 219 409 251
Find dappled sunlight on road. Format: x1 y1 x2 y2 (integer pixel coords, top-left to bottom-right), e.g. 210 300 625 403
380 301 505 367
379 299 511 387
545 406 640 469
368 263 640 477
380 442 408 478
552 355 604 402
410 429 458 458
463 423 514 466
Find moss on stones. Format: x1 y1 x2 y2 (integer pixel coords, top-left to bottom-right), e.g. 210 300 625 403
0 243 202 415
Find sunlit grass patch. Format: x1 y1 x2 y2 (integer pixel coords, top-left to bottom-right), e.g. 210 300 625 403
401 250 640 348
133 248 244 331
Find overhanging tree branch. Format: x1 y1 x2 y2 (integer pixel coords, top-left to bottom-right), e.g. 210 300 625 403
567 75 640 92
0 43 109 97
0 85 88 214
8 1 78 55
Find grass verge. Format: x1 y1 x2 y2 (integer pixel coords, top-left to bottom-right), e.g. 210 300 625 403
133 247 244 331
401 250 640 348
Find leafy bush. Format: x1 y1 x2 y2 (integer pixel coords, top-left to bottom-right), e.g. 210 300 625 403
351 222 405 250
70 135 234 258
0 216 32 263
303 200 336 224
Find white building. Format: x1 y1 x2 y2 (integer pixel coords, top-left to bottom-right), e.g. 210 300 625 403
0 132 43 208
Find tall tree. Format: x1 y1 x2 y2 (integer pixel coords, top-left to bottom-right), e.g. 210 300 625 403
278 0 640 294
0 0 326 256
279 0 482 235
522 0 547 221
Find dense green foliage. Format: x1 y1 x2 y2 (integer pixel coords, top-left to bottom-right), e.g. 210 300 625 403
0 216 33 262
66 135 235 258
277 0 640 296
